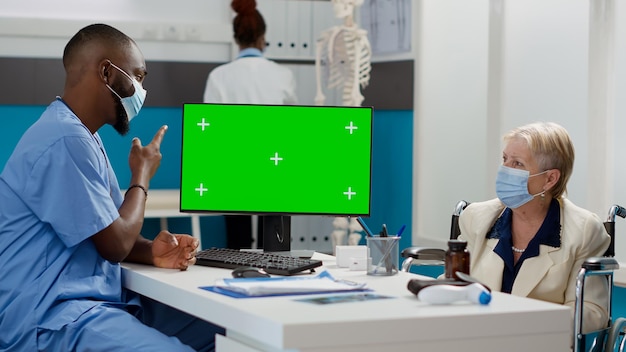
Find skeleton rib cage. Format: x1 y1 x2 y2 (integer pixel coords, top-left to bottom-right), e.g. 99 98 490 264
315 25 372 107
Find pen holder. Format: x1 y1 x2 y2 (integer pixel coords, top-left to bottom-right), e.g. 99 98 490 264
366 236 399 276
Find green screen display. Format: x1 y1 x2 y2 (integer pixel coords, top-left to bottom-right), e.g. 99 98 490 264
180 103 372 216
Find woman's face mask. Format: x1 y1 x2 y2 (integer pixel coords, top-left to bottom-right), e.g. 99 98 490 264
495 165 548 208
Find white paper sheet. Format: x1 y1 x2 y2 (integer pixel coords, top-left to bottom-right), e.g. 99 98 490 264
214 271 367 296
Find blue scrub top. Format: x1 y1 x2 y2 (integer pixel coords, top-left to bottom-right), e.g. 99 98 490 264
0 99 128 350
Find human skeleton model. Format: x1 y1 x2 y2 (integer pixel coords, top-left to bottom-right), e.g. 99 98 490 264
319 1 372 248
331 217 349 254
315 0 372 107
347 218 364 245
331 217 364 254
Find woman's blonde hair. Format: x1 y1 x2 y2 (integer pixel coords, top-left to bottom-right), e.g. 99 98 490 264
503 122 574 199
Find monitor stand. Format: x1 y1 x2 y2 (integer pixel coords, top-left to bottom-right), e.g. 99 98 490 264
259 216 315 258
261 215 291 253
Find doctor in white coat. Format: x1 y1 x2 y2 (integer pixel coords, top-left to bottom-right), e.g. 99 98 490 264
203 0 297 105
203 0 297 249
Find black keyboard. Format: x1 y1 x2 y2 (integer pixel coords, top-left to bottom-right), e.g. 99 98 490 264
195 248 323 276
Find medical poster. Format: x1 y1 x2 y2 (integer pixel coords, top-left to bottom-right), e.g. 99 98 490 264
360 0 411 54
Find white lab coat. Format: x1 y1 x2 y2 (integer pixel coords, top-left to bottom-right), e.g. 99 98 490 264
203 57 297 104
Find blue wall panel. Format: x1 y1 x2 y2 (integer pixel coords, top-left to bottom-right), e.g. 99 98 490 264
97 107 184 189
0 105 45 168
359 109 413 253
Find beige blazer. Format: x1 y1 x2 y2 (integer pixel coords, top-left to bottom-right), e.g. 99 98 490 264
458 198 610 332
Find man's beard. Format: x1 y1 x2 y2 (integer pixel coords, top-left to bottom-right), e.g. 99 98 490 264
111 91 130 136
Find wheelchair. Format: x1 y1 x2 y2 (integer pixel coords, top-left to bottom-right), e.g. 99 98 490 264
401 201 626 351
575 204 626 351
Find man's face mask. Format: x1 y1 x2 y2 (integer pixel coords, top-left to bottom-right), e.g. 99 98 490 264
495 165 548 208
106 62 147 123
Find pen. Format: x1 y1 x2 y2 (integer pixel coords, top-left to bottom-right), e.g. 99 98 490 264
381 224 389 237
396 224 406 237
356 217 375 237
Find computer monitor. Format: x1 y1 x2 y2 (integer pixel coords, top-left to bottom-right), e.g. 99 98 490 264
180 103 373 252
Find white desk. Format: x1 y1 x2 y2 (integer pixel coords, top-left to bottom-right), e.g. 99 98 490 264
122 253 571 352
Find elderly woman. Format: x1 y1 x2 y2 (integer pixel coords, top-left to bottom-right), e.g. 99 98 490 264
458 122 610 333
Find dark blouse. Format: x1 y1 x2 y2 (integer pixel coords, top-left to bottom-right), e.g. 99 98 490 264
487 198 562 293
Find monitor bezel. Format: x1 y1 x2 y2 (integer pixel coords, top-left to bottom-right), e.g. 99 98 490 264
178 102 373 218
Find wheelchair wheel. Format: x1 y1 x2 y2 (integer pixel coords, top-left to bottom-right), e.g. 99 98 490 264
607 317 626 351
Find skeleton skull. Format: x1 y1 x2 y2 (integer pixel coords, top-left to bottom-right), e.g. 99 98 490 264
331 0 364 19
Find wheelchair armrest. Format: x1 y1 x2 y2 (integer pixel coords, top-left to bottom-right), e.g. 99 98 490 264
574 256 620 350
401 247 446 261
582 257 619 271
400 247 446 272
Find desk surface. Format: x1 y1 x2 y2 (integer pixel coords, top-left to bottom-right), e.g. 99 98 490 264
122 253 571 352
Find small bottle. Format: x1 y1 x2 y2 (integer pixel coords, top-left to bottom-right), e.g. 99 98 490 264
444 239 470 279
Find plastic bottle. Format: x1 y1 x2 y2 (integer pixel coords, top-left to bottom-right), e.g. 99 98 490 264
444 239 470 279
417 283 492 305
407 278 470 296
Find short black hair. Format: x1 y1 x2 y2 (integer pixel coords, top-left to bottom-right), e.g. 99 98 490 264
63 23 131 69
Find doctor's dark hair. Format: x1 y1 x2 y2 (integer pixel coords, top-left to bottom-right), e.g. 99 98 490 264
63 24 132 70
231 0 266 46
503 122 574 199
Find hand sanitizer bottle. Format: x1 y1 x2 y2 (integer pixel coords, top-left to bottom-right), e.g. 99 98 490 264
417 283 491 305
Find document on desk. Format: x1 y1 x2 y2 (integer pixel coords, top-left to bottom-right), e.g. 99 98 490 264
296 293 393 305
205 271 368 298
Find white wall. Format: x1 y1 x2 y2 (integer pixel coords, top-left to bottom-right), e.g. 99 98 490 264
0 0 225 22
612 0 626 258
0 0 234 61
0 0 346 64
501 0 590 208
616 2 626 209
413 0 490 246
413 0 626 261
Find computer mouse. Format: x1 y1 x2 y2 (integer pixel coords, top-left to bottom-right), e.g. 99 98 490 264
231 266 271 278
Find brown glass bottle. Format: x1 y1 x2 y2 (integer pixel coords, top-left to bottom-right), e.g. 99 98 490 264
444 240 470 279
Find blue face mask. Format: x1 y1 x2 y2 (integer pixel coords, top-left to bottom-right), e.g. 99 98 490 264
106 62 147 122
495 165 548 208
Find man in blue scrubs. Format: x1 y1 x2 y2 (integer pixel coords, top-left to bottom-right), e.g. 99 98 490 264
0 24 223 351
